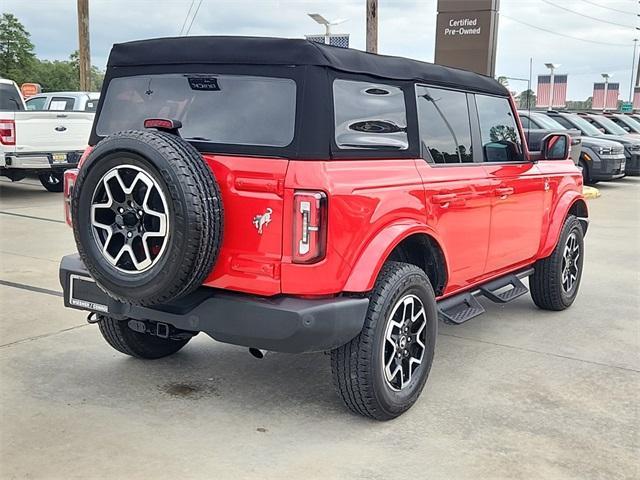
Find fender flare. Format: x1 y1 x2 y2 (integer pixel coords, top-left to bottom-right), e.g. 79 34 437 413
540 191 588 258
343 220 447 292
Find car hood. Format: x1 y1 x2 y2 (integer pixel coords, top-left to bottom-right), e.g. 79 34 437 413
580 136 625 149
600 134 640 147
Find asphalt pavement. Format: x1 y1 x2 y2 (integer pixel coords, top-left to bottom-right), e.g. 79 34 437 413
0 176 638 480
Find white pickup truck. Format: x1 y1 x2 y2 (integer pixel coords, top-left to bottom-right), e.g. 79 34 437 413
1 79 94 191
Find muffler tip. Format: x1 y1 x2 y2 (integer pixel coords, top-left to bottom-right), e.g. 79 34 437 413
249 347 267 359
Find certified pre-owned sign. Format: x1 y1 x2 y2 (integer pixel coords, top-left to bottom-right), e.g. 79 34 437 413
444 17 482 36
434 0 500 76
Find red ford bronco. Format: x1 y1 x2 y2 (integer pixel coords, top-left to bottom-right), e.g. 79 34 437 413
60 37 587 420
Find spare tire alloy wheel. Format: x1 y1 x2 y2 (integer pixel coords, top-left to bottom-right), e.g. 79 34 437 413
90 165 169 273
72 130 223 306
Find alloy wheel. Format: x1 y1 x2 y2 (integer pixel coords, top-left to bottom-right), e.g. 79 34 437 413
382 294 428 391
90 164 169 273
561 231 580 294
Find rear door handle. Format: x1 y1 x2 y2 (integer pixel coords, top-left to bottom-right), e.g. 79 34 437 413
495 187 515 199
433 193 464 208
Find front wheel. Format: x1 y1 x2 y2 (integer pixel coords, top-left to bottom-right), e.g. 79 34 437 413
530 215 584 311
38 171 63 192
331 262 437 420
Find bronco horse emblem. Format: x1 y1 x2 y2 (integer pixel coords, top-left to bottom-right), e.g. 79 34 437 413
253 208 273 235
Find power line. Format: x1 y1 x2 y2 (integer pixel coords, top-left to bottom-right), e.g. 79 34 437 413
184 0 204 35
501 14 632 47
540 0 637 29
577 0 636 15
179 0 197 35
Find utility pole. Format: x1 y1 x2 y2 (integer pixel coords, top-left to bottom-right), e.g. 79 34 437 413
366 0 378 53
77 0 91 91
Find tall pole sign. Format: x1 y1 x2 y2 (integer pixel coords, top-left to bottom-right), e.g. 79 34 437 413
434 0 500 76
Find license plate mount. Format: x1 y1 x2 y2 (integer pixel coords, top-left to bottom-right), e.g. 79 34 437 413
69 274 109 313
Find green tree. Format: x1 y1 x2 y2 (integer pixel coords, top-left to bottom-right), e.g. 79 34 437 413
517 89 536 109
496 76 509 88
0 13 36 84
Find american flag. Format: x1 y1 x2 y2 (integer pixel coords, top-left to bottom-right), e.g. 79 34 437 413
633 86 640 111
305 34 350 48
536 75 568 109
592 82 620 110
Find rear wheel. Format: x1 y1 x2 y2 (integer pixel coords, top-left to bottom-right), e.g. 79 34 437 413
331 262 437 420
97 315 191 359
39 171 63 192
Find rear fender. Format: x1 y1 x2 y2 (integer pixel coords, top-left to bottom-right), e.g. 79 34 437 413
343 221 446 292
539 192 587 258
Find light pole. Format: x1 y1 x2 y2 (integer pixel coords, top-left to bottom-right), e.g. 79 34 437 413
602 73 610 112
544 63 560 111
307 13 346 45
630 39 638 102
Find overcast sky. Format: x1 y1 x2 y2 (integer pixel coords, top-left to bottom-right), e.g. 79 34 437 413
3 0 637 100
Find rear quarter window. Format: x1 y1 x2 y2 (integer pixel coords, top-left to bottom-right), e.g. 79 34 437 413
333 79 408 150
96 74 296 147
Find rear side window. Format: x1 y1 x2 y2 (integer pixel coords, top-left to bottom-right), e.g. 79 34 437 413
0 83 24 111
49 97 75 111
416 86 473 164
96 74 296 147
475 94 523 163
333 79 408 150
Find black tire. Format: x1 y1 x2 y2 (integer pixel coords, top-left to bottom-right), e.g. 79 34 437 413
530 215 584 311
72 130 223 306
38 171 64 192
97 315 190 359
331 262 437 421
579 159 598 186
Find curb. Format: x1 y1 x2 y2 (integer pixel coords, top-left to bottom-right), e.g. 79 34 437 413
583 186 601 199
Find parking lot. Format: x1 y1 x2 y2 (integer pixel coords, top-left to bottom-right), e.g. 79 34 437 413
0 176 638 479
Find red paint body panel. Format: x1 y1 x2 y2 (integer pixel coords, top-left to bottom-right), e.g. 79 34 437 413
200 154 288 296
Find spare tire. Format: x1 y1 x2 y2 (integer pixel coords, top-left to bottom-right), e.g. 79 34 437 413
71 130 223 306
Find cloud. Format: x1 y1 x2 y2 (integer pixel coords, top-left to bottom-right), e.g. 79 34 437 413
2 0 636 99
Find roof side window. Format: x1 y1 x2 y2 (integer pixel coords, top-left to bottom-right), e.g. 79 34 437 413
49 97 75 111
475 94 523 163
333 79 408 150
26 96 47 110
416 85 473 164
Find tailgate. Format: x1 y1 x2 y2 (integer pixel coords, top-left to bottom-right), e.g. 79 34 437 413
13 111 94 153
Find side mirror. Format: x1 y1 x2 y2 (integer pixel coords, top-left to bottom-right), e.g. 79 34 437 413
483 140 521 162
599 127 606 134
541 133 570 160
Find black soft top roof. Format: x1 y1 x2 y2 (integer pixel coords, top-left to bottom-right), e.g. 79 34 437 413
107 36 507 96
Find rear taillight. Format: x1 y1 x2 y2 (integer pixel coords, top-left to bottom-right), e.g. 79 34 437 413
63 169 79 227
0 119 16 145
293 191 327 264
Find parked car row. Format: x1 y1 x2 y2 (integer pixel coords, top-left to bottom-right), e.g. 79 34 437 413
518 109 640 185
0 78 97 191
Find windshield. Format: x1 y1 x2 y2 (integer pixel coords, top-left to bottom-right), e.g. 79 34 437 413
591 115 627 135
96 74 296 147
532 113 566 130
614 115 640 132
565 114 602 136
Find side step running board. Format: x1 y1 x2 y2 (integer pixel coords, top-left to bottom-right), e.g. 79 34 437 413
437 268 534 325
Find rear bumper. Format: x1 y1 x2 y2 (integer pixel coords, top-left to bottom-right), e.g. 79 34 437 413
3 151 81 170
59 254 368 353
